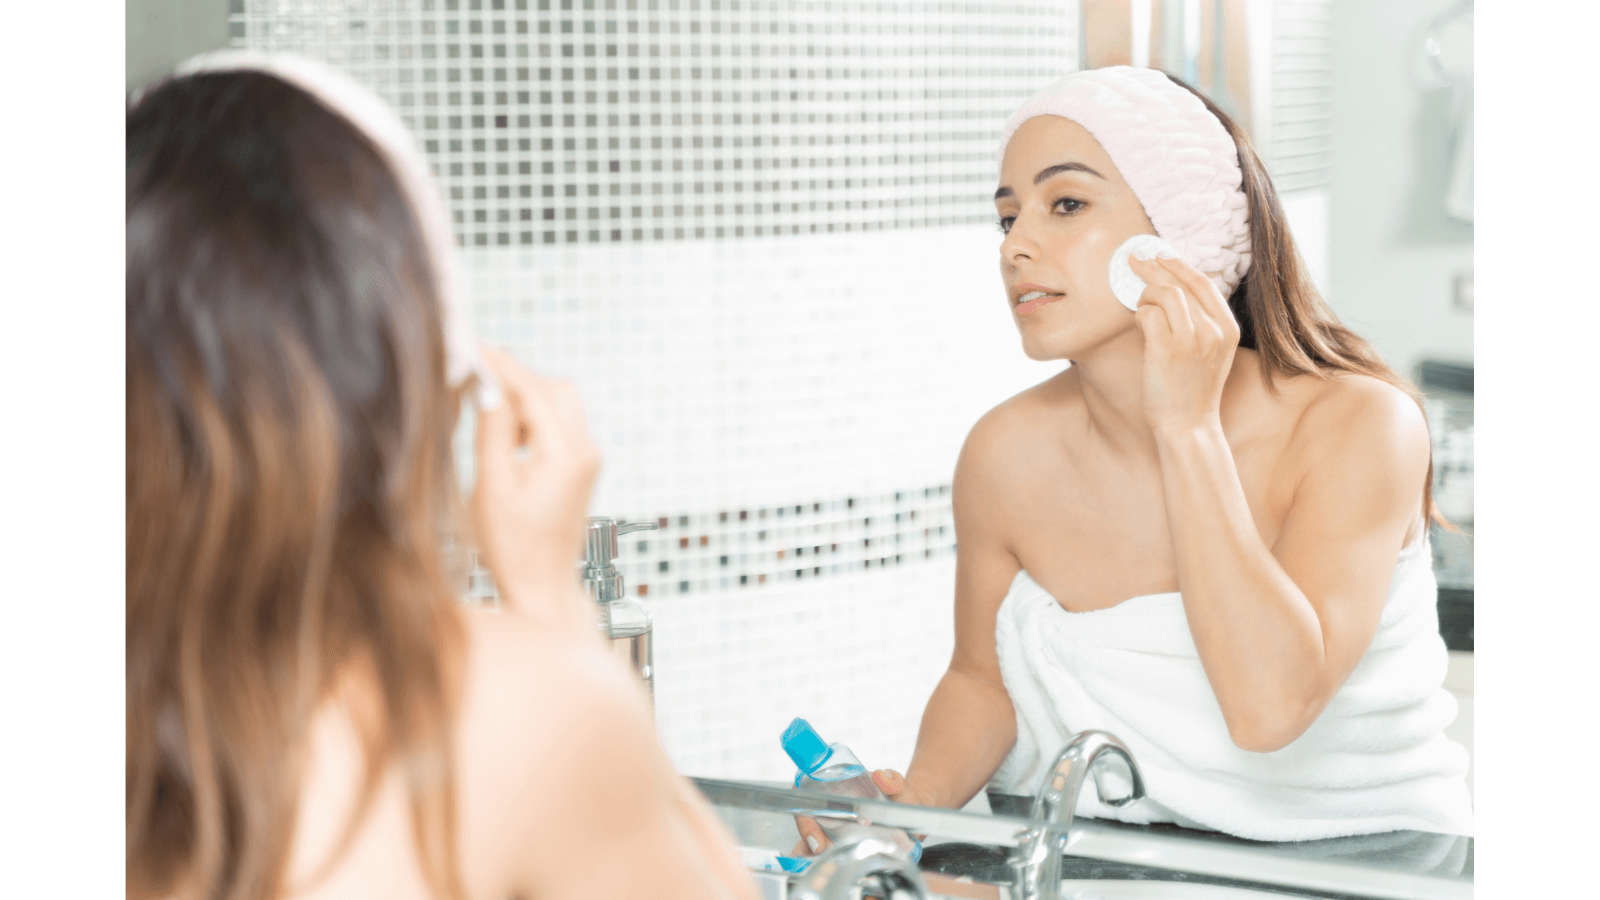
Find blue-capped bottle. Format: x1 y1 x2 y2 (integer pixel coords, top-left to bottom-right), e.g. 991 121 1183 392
780 718 921 863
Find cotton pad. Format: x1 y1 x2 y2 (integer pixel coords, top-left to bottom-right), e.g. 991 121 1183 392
1108 234 1178 311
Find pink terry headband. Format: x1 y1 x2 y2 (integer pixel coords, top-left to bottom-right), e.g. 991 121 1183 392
997 66 1253 298
151 50 502 409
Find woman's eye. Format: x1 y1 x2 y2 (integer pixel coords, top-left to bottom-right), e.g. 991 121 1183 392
996 216 1015 234
1053 198 1085 214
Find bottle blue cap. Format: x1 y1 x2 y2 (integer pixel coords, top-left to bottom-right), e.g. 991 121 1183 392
781 717 831 774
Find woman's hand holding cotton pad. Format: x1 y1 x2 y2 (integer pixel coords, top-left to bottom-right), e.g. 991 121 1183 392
1108 234 1180 311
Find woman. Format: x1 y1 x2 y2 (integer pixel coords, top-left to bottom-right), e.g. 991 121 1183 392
816 67 1472 842
125 57 758 899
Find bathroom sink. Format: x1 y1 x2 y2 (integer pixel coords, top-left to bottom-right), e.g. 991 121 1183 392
696 778 1471 900
917 842 1347 900
1058 883 1314 899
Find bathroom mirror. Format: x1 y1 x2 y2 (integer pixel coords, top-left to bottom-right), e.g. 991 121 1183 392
136 0 1470 834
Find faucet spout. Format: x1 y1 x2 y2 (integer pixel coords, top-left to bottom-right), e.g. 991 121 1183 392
1011 729 1146 900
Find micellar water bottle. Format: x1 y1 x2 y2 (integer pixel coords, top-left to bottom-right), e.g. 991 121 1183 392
780 718 922 863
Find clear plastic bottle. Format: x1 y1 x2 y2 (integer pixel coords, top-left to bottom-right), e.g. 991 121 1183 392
780 718 922 863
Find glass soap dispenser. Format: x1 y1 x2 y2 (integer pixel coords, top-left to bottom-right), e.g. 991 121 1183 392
583 517 659 711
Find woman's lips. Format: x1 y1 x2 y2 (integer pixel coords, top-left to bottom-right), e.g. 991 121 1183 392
1015 293 1063 317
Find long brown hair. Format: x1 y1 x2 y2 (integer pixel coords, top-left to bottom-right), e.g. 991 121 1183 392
1163 73 1442 525
127 72 466 900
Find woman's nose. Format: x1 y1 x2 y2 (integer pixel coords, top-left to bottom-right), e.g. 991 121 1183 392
1000 216 1038 265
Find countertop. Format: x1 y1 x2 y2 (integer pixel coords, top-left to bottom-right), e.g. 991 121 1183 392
699 777 1473 900
915 793 1474 899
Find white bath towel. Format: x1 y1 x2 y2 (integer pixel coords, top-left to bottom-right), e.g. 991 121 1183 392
991 536 1474 841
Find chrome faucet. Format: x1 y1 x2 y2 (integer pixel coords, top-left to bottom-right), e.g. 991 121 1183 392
1009 730 1146 900
789 836 929 900
583 517 659 708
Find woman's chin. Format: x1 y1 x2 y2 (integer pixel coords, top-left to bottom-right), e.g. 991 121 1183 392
1017 318 1138 362
1018 337 1069 362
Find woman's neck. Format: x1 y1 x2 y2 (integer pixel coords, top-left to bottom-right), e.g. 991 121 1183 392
1068 329 1163 459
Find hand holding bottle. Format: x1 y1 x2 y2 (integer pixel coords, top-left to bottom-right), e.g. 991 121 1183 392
782 719 922 861
864 769 929 807
792 769 929 856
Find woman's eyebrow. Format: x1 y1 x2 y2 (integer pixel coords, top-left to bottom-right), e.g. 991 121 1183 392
993 161 1106 201
1035 161 1106 183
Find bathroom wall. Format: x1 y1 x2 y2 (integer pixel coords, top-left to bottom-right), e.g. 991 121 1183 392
1328 0 1475 798
126 0 229 90
1327 0 1473 378
1262 0 1335 297
219 0 1076 782
139 0 1353 783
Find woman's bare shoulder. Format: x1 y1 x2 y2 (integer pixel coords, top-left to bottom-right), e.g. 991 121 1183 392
1290 371 1428 451
455 609 755 900
456 608 655 804
959 369 1079 467
452 610 675 887
1264 368 1431 504
457 607 651 747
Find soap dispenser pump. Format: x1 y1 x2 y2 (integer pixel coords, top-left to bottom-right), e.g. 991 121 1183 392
584 517 659 708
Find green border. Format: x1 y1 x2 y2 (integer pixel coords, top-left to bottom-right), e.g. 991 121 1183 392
1478 3 1593 890
0 1 124 890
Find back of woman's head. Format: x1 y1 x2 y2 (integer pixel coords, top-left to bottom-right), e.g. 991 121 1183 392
127 71 464 900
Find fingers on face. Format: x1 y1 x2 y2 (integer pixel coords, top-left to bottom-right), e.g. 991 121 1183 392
1149 256 1240 342
473 352 521 481
477 346 599 464
1131 256 1240 350
1135 283 1192 344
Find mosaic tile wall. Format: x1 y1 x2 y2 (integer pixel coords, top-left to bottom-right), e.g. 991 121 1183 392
451 227 1063 779
231 0 1077 247
232 0 1079 780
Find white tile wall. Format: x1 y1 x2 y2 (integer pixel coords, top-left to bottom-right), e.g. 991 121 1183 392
456 227 1062 780
233 0 1076 779
230 0 1080 247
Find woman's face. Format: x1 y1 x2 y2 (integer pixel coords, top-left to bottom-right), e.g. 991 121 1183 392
995 115 1157 361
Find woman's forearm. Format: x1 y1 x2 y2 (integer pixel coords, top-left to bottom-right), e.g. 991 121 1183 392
903 667 1018 809
1154 422 1328 749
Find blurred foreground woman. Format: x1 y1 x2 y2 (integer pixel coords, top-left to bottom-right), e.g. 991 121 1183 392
126 57 756 900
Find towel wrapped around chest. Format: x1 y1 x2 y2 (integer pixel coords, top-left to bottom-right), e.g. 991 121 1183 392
990 539 1474 840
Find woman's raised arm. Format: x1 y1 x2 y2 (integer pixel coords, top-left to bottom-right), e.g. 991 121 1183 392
1131 254 1432 753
